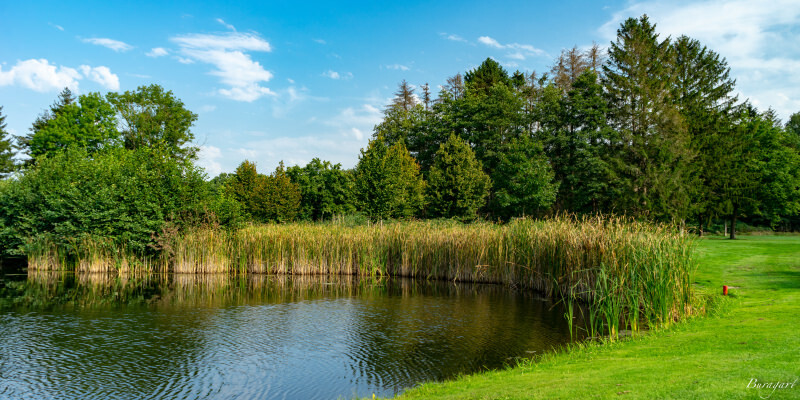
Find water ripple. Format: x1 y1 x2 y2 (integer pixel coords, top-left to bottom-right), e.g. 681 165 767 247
0 275 577 400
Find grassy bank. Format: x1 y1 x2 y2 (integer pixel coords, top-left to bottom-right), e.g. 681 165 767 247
25 217 696 337
390 235 800 399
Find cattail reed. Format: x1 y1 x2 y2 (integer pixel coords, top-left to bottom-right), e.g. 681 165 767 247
23 216 697 337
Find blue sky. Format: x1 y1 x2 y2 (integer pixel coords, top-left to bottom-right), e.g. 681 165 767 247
2 0 799 177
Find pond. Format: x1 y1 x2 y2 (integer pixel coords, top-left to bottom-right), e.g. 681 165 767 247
0 267 578 400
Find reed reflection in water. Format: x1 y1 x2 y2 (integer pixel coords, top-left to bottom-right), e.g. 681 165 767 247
0 270 578 400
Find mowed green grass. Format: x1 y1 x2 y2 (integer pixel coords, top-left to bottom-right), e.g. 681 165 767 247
391 235 800 399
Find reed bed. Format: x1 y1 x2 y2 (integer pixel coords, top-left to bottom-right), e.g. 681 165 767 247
22 216 697 337
25 235 160 273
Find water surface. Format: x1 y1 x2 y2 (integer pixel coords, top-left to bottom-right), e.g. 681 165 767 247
0 269 576 399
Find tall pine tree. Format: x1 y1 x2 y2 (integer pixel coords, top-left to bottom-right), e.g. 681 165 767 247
0 106 15 176
603 15 692 222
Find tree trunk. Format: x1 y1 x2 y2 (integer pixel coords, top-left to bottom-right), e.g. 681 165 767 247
729 205 738 240
697 214 704 237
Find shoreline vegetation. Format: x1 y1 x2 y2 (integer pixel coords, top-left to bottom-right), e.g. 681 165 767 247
389 235 800 399
23 216 698 339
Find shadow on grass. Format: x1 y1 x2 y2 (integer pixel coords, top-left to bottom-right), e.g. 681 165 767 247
754 269 800 290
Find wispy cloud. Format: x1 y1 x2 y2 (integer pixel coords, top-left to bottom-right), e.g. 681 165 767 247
146 47 169 57
477 36 503 48
171 32 275 102
269 86 328 118
313 38 327 45
323 70 353 80
326 104 383 135
600 0 800 120
440 32 467 43
0 59 119 92
385 64 410 71
49 23 64 31
216 18 236 31
477 36 545 60
83 37 134 52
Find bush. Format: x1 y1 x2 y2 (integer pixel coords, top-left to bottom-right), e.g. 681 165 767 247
0 146 210 260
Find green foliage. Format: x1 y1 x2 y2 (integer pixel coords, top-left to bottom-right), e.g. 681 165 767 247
668 35 738 232
489 136 557 220
286 158 356 221
544 70 616 213
106 84 198 161
426 134 490 220
355 138 426 219
225 160 261 217
733 108 800 228
786 112 800 149
224 160 302 223
0 146 210 259
209 172 234 194
259 162 302 223
25 92 119 161
0 106 14 176
465 58 511 95
603 15 694 221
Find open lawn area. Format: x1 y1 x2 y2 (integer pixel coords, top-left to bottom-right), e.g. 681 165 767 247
392 236 800 399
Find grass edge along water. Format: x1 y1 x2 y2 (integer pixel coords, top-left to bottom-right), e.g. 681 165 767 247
24 216 698 338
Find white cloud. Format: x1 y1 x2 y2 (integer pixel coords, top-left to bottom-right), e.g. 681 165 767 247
146 47 169 57
83 37 134 52
440 33 467 43
79 65 120 90
171 32 271 52
327 104 384 132
200 105 217 112
323 70 353 80
171 32 274 102
219 84 276 102
216 18 236 31
385 64 410 71
236 148 258 158
478 36 503 48
176 57 195 64
0 59 120 93
49 23 64 31
477 35 546 60
0 59 81 92
600 0 800 120
313 38 327 45
197 145 223 177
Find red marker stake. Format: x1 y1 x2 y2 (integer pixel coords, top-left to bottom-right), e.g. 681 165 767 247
723 285 728 296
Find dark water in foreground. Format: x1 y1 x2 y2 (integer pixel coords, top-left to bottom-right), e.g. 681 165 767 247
0 267 576 400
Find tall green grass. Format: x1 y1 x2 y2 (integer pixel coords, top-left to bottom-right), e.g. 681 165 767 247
23 216 697 337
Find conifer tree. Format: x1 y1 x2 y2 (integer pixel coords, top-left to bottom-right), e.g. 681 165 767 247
602 15 692 221
0 106 15 176
354 137 425 219
426 134 490 219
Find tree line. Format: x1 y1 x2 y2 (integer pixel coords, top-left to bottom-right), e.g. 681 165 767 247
0 14 799 262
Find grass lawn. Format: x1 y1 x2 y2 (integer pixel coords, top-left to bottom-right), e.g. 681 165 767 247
391 235 800 399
